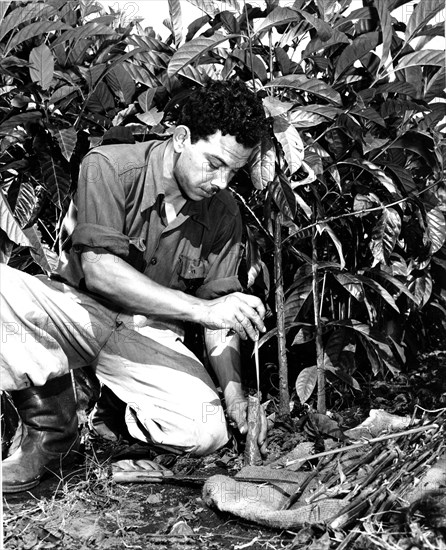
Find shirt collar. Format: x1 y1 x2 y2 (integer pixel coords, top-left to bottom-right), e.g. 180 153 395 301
141 138 172 212
141 137 211 230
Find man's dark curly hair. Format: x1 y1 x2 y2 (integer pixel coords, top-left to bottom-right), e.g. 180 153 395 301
177 79 267 148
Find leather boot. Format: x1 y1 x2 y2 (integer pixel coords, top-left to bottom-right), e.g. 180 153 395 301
2 374 80 493
88 384 132 442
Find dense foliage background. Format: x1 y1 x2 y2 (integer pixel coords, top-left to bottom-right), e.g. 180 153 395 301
1 0 445 414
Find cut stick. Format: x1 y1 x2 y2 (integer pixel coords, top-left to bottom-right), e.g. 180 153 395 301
244 394 263 466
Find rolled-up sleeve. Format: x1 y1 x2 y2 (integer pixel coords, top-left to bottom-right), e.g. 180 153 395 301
196 209 244 300
71 152 130 258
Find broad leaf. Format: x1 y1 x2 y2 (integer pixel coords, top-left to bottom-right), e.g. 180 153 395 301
405 0 443 43
296 9 333 41
254 6 299 35
269 173 298 220
0 112 42 135
250 137 276 189
29 44 54 90
86 82 115 114
39 154 71 210
426 207 446 254
273 117 304 173
51 22 117 47
394 50 445 72
169 0 183 46
23 225 59 275
335 32 381 79
350 106 386 127
231 48 268 83
295 366 317 404
54 127 77 162
380 163 415 194
333 272 364 301
370 207 402 266
374 81 418 96
49 85 78 105
424 68 446 102
187 0 219 17
9 179 36 228
266 75 342 106
0 191 31 247
6 21 71 53
362 268 418 303
0 3 57 42
263 97 294 117
167 34 237 77
138 89 157 113
357 275 400 312
317 223 346 269
375 0 393 74
408 273 433 308
284 276 315 325
106 65 135 104
339 159 398 194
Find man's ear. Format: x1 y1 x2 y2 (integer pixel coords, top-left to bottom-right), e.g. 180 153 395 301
173 125 191 153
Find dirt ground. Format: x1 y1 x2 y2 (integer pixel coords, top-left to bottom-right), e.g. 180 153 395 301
3 350 446 550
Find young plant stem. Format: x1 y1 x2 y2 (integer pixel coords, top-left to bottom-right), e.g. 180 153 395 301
274 211 290 418
312 227 326 413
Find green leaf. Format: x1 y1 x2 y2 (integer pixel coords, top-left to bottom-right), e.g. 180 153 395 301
5 21 71 54
29 44 54 91
382 163 415 194
0 2 57 42
54 127 77 162
333 272 364 301
0 191 31 247
39 154 71 211
231 48 268 83
374 81 418 96
167 34 237 77
0 112 42 136
49 85 78 105
273 116 304 173
23 224 59 275
249 137 276 190
424 68 446 102
187 0 219 17
51 22 117 46
296 9 333 41
375 0 393 73
169 0 183 46
295 366 317 404
362 268 418 303
284 275 313 324
335 32 380 79
254 6 299 35
106 65 135 104
269 173 298 221
266 75 342 106
8 179 36 228
394 50 445 72
426 207 446 254
339 159 398 193
357 275 400 312
350 106 386 127
86 82 115 114
317 223 346 269
289 105 342 128
138 89 157 113
405 0 444 43
408 273 433 308
370 207 402 266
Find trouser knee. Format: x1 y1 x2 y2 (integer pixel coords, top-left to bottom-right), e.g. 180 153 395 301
190 402 229 456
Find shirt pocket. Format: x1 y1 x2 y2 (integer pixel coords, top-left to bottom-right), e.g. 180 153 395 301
177 254 209 294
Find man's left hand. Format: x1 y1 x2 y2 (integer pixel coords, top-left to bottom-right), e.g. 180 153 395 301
226 396 268 455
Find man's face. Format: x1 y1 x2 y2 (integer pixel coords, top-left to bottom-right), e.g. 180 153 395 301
173 128 254 201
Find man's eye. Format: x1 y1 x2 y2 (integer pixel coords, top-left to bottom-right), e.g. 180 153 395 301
209 163 220 170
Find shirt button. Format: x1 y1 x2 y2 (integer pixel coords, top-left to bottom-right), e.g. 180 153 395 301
150 257 157 265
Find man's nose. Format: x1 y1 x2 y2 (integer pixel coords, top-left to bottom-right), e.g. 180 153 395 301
211 169 232 191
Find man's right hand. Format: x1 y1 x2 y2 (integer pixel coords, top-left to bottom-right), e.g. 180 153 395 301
199 292 266 341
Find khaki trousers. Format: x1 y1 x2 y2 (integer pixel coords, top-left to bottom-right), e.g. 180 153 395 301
0 264 228 455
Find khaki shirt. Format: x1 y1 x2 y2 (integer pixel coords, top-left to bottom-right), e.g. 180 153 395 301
57 139 244 301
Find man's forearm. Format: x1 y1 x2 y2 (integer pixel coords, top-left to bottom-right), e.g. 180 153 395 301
82 250 204 322
204 328 244 400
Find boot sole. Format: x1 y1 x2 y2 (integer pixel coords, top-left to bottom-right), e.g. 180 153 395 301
2 440 81 494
